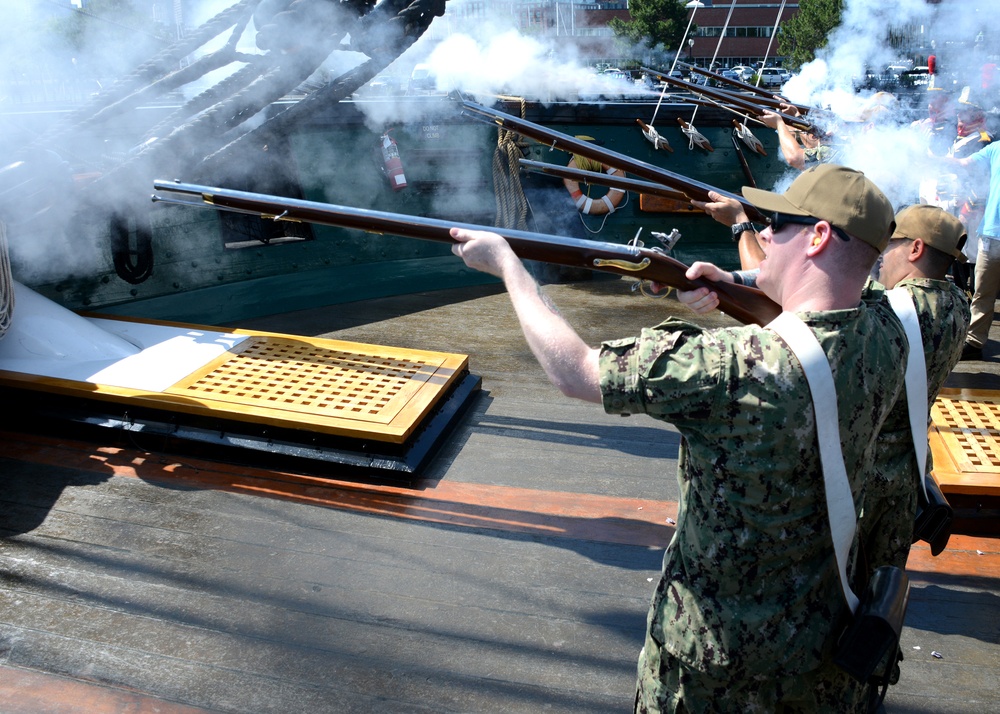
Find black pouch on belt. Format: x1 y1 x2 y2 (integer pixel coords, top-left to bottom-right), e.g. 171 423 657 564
912 472 953 556
834 566 910 683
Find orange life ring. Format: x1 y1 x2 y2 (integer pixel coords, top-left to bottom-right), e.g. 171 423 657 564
563 158 627 215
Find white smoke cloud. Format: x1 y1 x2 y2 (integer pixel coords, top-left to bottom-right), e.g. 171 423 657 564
350 4 658 130
777 0 998 208
3 0 998 283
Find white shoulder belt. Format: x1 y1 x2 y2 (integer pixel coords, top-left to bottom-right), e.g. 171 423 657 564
885 288 930 502
768 312 860 613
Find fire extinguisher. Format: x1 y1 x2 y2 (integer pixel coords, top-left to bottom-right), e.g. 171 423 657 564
379 131 407 191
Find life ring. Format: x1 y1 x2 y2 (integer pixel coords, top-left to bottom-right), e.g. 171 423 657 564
563 158 627 215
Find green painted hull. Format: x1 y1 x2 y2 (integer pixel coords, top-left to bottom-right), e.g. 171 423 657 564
21 97 790 324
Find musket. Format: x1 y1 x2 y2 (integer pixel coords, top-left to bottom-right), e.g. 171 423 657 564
731 126 758 187
664 95 768 129
151 180 781 326
518 159 690 203
674 62 812 115
643 68 820 135
459 99 768 223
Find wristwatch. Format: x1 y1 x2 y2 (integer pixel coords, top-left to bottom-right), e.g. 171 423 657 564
731 221 756 240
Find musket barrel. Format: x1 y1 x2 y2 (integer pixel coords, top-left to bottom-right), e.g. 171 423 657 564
518 159 690 202
152 180 780 326
673 62 811 115
459 100 767 223
643 68 818 134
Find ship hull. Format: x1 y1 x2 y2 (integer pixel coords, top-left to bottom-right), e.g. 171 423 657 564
4 96 790 324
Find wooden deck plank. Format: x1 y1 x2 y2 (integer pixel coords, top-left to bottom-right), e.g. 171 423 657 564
2 281 1000 713
1 468 651 713
0 665 219 714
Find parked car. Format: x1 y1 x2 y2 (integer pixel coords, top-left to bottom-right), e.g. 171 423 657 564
719 68 741 82
757 67 791 88
902 66 931 87
408 64 436 93
731 65 755 81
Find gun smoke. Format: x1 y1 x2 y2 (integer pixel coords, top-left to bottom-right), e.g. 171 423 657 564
0 0 997 288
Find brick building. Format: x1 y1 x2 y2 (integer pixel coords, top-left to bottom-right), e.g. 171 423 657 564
436 0 798 69
686 1 799 69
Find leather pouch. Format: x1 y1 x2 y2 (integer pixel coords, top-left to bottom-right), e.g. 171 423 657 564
912 472 953 556
834 566 910 683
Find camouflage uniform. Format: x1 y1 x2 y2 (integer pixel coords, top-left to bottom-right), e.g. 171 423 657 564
599 306 907 713
803 143 839 165
861 278 970 572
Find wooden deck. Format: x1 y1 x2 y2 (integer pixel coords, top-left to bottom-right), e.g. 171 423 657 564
931 388 1000 497
1 277 999 713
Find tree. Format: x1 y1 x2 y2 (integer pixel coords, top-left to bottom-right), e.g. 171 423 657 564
609 0 691 56
778 0 844 71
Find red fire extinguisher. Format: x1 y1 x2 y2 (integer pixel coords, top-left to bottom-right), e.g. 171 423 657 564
379 131 407 191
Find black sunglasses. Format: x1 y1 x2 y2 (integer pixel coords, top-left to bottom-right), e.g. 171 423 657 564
769 212 851 242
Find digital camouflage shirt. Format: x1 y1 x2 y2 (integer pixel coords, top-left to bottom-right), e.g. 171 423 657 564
862 278 970 570
599 305 906 680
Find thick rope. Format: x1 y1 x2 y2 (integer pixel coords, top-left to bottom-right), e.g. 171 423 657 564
9 0 445 286
0 222 14 338
33 0 263 150
198 0 446 174
492 98 530 231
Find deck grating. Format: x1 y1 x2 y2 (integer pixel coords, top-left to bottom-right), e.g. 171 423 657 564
930 388 1000 496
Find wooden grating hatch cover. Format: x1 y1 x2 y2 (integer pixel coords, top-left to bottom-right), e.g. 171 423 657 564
929 388 1000 496
0 313 478 469
165 334 468 443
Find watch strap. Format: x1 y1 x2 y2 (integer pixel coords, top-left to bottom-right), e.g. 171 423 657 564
731 221 756 239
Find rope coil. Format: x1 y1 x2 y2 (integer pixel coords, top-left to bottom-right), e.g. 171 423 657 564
492 98 530 231
0 222 14 337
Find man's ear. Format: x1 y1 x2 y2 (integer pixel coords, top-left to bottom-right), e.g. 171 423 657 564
805 223 834 257
909 238 926 263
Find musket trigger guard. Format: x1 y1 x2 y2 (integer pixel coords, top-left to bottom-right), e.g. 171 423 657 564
639 281 671 299
592 257 651 272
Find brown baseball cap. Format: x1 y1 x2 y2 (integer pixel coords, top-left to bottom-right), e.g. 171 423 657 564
742 164 896 251
891 204 968 262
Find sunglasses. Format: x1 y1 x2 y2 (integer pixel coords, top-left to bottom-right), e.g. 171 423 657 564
768 212 851 242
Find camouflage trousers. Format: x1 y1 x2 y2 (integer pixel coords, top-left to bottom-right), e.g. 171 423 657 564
633 631 868 714
861 469 919 573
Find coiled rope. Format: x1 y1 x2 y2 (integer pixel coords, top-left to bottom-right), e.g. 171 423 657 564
492 97 530 231
0 222 14 338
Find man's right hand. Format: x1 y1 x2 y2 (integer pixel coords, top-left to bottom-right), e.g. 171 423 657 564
675 262 734 315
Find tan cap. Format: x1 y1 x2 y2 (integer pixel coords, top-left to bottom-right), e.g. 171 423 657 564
891 204 968 262
742 163 896 251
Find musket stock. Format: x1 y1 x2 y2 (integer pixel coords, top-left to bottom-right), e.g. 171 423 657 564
459 99 768 223
151 180 780 326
